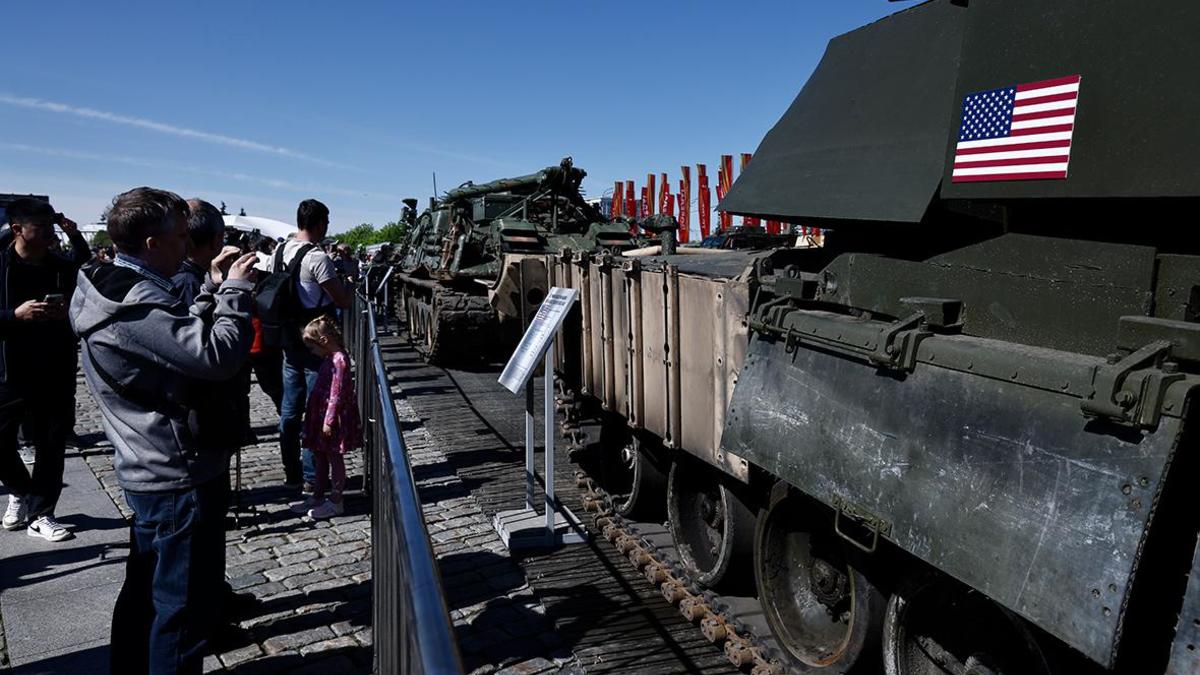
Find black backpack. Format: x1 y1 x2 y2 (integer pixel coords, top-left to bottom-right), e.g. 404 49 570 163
256 243 316 349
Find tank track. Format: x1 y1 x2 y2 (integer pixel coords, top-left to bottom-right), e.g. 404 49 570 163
406 288 503 365
557 389 796 675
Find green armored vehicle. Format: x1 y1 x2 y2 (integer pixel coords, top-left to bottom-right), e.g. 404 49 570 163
396 158 632 363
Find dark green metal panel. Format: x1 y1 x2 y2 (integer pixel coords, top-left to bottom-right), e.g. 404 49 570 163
1166 536 1200 674
719 0 967 224
817 234 1157 355
942 0 1200 200
722 335 1185 667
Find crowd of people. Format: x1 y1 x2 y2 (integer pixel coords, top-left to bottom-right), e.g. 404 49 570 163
0 190 366 674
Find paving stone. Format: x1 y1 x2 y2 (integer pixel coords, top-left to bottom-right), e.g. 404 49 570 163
298 635 359 657
282 569 335 590
228 572 268 591
218 643 264 667
352 628 373 647
308 552 358 571
496 657 558 675
263 562 313 582
277 549 321 566
262 626 335 655
275 539 321 555
226 558 280 578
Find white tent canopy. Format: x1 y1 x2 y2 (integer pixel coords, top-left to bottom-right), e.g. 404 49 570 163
222 215 293 241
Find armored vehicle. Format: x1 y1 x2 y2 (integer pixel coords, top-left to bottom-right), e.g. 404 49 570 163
551 1 1200 673
395 158 632 363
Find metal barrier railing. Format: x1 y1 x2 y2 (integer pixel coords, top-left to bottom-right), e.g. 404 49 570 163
347 291 463 675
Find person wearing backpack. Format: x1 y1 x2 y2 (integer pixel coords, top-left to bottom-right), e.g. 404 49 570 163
258 199 351 491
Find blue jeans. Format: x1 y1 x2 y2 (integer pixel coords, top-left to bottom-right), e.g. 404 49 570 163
111 478 227 675
280 347 321 486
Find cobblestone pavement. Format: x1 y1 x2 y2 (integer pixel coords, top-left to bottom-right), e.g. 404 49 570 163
75 372 374 674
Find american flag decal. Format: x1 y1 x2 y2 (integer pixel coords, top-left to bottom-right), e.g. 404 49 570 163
951 75 1081 182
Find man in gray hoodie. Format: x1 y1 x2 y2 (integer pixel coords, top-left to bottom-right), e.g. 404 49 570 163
69 187 258 675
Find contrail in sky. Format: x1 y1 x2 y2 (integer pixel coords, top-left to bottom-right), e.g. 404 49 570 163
0 142 397 201
0 93 353 169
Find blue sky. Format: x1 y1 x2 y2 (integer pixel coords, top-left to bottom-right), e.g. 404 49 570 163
2 1 897 234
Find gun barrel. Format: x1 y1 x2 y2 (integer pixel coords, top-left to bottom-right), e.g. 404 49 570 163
443 170 551 201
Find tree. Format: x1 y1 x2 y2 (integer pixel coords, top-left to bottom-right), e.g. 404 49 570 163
219 201 229 215
333 223 379 250
331 221 409 250
238 207 246 216
90 230 112 248
377 221 408 243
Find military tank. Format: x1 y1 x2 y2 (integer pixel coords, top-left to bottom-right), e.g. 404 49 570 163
395 158 633 363
548 1 1200 673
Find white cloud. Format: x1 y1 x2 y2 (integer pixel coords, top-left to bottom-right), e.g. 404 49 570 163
0 93 356 170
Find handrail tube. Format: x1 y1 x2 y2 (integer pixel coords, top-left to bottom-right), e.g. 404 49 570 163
372 343 461 674
354 290 463 675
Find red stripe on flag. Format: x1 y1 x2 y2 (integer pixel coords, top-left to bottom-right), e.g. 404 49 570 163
1015 91 1078 107
953 154 1069 169
1011 123 1074 136
954 139 1072 156
1011 108 1077 122
952 170 1068 183
1016 75 1081 92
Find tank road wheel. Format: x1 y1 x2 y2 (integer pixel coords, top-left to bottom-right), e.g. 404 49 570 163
667 456 755 590
601 427 668 521
755 485 885 672
882 580 1050 675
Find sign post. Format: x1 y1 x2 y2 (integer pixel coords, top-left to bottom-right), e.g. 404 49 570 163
495 287 588 549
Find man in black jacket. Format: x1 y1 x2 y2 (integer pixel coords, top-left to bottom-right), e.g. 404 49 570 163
0 197 90 541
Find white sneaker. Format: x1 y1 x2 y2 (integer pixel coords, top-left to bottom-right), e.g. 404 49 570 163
307 500 345 520
18 445 36 465
289 496 321 514
3 495 27 530
27 515 73 542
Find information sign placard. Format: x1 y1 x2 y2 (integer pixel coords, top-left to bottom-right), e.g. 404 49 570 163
498 287 578 394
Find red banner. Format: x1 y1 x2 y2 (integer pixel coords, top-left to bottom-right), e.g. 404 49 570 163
659 172 672 216
697 164 711 239
612 181 624 219
646 173 656 217
717 155 733 230
678 166 691 243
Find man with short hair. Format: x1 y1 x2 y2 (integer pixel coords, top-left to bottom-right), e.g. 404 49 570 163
268 199 351 492
172 198 226 305
0 198 89 541
70 187 258 674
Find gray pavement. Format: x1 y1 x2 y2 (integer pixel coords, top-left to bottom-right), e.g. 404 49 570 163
0 371 373 674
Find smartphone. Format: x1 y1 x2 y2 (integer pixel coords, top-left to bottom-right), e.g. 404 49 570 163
43 294 65 304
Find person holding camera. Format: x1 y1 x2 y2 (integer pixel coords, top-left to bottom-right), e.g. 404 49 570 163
0 198 89 541
70 187 257 673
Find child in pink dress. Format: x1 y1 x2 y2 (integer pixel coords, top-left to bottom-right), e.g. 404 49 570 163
289 316 361 519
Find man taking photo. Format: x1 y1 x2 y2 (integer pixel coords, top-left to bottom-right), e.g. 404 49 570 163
70 187 257 674
0 198 89 542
